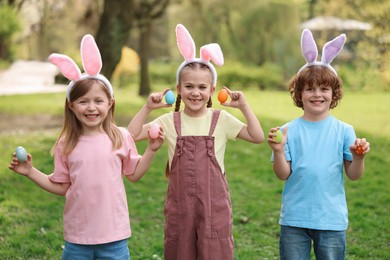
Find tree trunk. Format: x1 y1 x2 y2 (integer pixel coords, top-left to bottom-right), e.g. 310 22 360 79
95 0 134 80
138 22 152 96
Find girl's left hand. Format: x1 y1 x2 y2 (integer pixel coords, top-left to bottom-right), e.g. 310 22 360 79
147 126 165 151
219 86 246 108
350 138 370 156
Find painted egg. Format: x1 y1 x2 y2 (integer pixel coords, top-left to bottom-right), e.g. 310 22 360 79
165 90 176 105
274 130 283 143
149 123 160 139
356 145 364 155
218 89 228 103
15 146 27 162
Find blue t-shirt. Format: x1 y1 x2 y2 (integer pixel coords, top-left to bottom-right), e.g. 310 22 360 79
275 115 356 231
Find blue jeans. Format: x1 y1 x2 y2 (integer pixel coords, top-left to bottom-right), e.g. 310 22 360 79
62 239 130 260
279 225 346 260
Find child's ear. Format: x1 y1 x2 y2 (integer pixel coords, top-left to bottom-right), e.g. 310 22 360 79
210 86 216 95
176 84 181 95
67 101 75 112
109 98 115 108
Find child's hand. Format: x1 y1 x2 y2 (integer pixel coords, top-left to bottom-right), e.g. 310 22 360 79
8 153 33 176
146 88 174 110
219 86 247 108
350 138 370 156
147 125 165 152
267 127 287 151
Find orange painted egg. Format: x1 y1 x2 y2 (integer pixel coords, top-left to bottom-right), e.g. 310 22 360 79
356 145 364 155
218 89 228 103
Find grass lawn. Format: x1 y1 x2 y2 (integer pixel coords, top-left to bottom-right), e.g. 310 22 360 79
0 88 389 259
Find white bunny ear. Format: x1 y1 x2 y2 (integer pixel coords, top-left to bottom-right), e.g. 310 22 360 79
176 24 196 61
80 34 102 76
200 43 224 66
321 34 346 64
48 53 82 81
301 29 318 63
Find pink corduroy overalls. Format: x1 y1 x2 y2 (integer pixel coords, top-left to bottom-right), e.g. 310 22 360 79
164 110 234 260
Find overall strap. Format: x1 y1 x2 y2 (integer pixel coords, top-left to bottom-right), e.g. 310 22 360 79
173 112 182 137
208 110 221 136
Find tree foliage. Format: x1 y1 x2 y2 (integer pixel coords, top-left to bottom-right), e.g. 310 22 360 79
0 3 21 60
316 0 390 86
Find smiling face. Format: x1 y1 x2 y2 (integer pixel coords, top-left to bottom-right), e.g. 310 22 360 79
68 80 114 135
177 63 215 117
289 66 343 121
301 84 333 121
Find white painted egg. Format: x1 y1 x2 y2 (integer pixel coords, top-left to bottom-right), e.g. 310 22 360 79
149 123 160 139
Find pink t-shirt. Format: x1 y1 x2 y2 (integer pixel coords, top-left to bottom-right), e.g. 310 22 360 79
49 127 141 244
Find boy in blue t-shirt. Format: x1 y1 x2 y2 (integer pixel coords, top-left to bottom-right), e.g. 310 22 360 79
267 29 370 260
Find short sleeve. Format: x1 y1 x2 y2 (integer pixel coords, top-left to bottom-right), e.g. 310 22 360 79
219 110 245 141
343 124 356 162
121 128 142 175
49 142 71 183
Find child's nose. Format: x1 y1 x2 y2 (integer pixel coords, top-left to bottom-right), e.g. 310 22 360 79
87 102 96 110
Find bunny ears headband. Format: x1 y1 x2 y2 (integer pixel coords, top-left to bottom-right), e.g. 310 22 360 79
48 34 113 101
298 29 346 75
176 24 224 86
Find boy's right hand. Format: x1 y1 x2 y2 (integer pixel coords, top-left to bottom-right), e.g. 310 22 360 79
267 126 287 151
9 153 33 176
146 88 174 110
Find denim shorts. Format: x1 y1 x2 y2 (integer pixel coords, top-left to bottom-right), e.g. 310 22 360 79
62 238 130 260
279 225 346 260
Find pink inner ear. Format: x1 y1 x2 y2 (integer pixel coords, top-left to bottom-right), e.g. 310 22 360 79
301 29 318 63
322 34 346 64
200 44 224 66
48 53 81 81
80 34 102 76
176 24 196 61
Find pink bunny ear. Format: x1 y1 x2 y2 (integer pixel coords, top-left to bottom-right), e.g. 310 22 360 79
321 34 346 64
80 34 102 76
48 53 81 81
301 29 318 63
200 43 224 66
176 24 196 61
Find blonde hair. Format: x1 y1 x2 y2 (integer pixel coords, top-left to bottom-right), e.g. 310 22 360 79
51 78 123 155
174 62 213 112
289 66 343 110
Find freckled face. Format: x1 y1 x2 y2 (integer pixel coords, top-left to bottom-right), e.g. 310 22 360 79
301 84 333 120
178 68 215 117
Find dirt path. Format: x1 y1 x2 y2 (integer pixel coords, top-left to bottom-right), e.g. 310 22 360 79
0 113 63 134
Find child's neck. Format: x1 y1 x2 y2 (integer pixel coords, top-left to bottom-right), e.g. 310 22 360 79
302 111 329 122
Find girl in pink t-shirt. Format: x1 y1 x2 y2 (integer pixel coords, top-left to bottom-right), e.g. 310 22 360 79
8 34 163 259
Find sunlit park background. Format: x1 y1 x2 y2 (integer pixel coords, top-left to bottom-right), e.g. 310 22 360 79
1 0 389 259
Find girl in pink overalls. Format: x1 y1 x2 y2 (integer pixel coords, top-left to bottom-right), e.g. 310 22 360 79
128 24 264 259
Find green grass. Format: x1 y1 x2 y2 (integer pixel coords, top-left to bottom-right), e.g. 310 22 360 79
1 88 389 259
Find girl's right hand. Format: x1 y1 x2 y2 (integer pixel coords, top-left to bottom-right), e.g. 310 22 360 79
146 88 174 110
8 153 33 176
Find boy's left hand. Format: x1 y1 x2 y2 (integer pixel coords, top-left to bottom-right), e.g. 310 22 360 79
350 138 370 156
